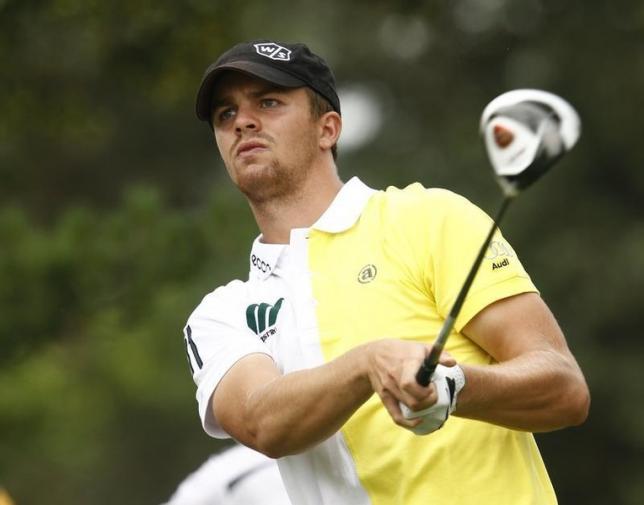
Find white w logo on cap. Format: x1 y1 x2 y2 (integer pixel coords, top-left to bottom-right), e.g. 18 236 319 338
254 42 291 61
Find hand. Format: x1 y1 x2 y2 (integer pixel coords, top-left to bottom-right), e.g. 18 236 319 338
399 363 466 435
365 340 457 431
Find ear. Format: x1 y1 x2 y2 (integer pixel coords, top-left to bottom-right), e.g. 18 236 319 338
318 112 342 152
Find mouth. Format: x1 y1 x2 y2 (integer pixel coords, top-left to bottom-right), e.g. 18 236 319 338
236 140 268 158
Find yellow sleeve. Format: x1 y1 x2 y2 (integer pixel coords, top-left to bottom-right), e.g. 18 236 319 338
421 187 538 331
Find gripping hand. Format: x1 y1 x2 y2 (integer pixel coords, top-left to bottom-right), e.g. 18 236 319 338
400 364 466 435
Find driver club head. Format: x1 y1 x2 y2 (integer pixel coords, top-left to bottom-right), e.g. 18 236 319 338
480 89 581 196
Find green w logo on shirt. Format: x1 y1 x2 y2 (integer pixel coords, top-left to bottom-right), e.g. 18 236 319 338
246 298 284 342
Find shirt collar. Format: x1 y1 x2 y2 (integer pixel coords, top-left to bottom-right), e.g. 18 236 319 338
248 177 376 279
249 238 284 280
312 176 376 233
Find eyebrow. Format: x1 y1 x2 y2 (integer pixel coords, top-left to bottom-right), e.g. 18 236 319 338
211 84 289 110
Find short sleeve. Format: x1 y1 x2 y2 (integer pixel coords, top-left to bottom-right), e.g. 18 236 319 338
423 188 538 331
184 280 273 438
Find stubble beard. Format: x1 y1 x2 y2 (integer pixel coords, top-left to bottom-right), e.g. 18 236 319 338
232 138 318 207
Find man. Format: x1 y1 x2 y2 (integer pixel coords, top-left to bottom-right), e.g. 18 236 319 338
162 444 290 505
184 39 590 505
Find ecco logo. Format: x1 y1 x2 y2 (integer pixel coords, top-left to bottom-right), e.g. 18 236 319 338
246 298 284 342
254 42 291 61
358 264 377 284
251 254 271 273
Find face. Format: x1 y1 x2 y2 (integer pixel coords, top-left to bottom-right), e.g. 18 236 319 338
210 72 323 204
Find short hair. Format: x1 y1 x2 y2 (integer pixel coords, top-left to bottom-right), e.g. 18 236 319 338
305 87 338 160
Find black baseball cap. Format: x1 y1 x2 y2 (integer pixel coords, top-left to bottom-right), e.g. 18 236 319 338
195 40 341 122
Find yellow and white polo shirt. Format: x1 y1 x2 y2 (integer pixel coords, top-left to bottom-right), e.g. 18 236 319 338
185 177 557 505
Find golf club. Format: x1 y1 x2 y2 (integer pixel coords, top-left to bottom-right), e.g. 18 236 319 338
415 89 581 387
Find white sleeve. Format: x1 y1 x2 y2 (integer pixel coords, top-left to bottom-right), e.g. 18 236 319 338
184 281 273 438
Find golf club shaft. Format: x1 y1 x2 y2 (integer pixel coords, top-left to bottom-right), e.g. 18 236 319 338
416 194 514 386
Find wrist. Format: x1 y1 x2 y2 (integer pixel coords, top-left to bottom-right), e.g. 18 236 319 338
451 364 469 413
350 342 377 396
452 364 466 399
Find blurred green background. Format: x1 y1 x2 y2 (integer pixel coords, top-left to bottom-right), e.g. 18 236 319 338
1 0 643 503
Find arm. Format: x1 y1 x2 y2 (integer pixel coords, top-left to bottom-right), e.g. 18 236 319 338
212 349 371 458
454 291 590 431
212 340 449 458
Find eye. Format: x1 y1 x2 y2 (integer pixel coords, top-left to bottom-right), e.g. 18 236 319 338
260 98 280 109
212 105 236 125
217 107 236 122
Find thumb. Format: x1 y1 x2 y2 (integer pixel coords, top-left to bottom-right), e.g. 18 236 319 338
438 351 456 367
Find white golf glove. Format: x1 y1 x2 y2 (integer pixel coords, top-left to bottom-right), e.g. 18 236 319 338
399 364 466 435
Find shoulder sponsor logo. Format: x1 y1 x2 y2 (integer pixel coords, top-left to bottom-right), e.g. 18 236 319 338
358 264 377 284
246 298 284 342
485 240 514 260
251 254 272 274
485 240 513 271
492 257 509 270
254 42 291 61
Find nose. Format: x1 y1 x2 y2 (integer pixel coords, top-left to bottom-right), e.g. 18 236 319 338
234 104 260 134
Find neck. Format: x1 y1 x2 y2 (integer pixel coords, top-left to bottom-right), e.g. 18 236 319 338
249 165 343 244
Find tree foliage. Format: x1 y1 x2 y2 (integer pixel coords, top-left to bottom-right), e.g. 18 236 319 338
1 0 642 503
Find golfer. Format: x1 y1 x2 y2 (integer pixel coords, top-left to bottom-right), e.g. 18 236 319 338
182 39 589 505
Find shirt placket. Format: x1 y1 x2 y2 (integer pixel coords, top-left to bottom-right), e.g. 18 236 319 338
273 229 325 371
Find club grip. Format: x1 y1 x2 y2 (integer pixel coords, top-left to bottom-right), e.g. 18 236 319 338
415 362 436 387
416 345 442 387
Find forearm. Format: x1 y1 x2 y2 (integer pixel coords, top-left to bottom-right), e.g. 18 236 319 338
455 349 590 431
218 347 373 458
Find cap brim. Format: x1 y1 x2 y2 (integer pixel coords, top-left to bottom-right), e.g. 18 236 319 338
196 61 306 121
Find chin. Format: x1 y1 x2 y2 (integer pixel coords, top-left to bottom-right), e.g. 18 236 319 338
235 164 287 203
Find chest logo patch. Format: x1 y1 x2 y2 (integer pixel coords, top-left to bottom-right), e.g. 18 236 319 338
246 298 284 342
358 264 377 284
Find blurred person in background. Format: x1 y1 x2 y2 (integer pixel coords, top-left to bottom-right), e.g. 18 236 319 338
163 444 290 505
182 39 589 504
